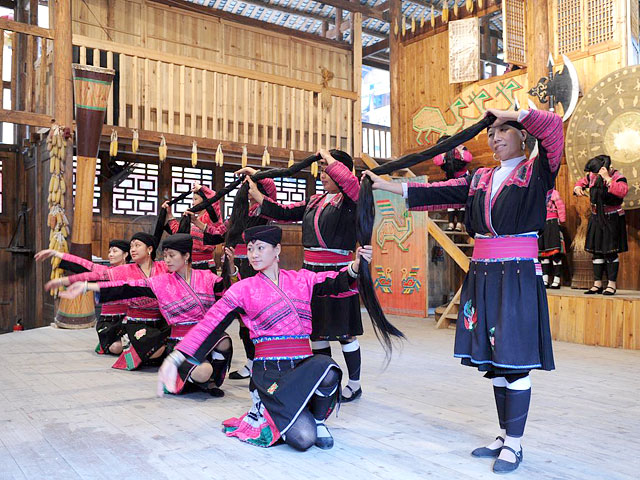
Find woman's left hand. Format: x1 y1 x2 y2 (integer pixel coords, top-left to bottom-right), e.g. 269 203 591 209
58 281 85 300
157 359 178 397
222 246 235 266
352 245 373 273
598 167 612 183
316 149 335 165
485 108 519 127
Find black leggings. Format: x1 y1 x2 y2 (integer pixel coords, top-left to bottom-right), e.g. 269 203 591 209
283 368 340 451
592 253 619 282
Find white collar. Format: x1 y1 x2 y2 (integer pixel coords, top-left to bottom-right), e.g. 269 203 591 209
500 155 526 169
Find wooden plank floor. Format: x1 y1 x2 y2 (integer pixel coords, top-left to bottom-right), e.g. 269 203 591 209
1 315 639 480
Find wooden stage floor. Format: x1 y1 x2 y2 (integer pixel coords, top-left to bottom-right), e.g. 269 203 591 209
1 315 639 480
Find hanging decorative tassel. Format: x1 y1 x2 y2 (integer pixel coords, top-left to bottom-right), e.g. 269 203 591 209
443 2 449 23
401 15 406 36
159 135 167 162
466 0 474 13
393 18 398 36
109 129 118 157
191 141 198 167
261 147 270 167
430 5 436 27
411 15 416 32
215 143 223 167
288 150 294 167
453 1 459 17
131 129 139 154
241 145 248 168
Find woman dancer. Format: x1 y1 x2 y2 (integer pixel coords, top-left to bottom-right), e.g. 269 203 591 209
158 225 372 450
364 108 563 473
538 189 566 289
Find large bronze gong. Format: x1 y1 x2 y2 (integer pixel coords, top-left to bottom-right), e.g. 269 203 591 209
566 65 640 209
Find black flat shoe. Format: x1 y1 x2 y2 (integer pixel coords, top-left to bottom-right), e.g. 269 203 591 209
603 287 617 296
584 286 603 295
315 435 334 450
493 446 523 474
341 386 362 403
471 436 504 458
228 370 251 380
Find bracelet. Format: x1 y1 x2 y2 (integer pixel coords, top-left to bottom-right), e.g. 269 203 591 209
230 266 239 277
167 350 185 368
347 262 359 278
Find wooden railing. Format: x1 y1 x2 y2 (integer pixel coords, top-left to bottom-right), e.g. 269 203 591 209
70 35 357 156
362 122 391 159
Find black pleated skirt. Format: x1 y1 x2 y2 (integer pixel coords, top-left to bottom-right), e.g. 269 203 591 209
585 212 628 255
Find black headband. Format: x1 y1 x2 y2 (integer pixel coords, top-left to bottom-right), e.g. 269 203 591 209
108 239 130 254
161 233 193 255
130 232 157 257
242 225 282 246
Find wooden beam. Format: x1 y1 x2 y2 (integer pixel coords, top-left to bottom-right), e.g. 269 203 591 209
0 108 53 127
363 56 389 71
352 11 362 158
427 218 470 272
73 35 358 101
0 17 53 39
363 37 389 57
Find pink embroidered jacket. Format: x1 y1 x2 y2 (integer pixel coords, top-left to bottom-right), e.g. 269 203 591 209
67 262 169 321
546 189 566 222
259 161 360 251
168 186 224 263
59 253 127 315
574 170 628 214
96 269 224 340
176 268 356 361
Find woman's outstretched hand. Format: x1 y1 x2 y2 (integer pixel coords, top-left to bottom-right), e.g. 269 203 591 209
361 171 404 195
57 281 85 300
157 358 178 397
34 249 61 262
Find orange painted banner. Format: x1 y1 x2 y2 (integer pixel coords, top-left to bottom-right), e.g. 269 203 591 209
372 177 428 318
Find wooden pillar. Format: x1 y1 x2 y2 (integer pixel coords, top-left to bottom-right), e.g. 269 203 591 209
351 12 362 160
526 0 550 109
389 0 401 158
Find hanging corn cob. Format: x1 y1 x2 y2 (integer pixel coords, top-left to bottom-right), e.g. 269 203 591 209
478 0 484 9
443 2 449 23
401 15 406 36
261 146 270 167
109 129 118 157
466 0 474 13
453 1 459 17
311 161 318 178
411 15 416 32
288 150 294 168
431 6 436 27
215 143 224 167
241 145 248 168
420 14 425 28
132 129 139 154
159 135 167 162
191 141 198 167
46 125 71 297
394 18 398 36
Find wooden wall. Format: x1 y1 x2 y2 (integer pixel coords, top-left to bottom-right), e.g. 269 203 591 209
390 0 640 290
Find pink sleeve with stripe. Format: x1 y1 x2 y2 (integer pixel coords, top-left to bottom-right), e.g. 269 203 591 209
325 160 359 202
608 172 629 199
61 253 108 274
520 109 564 173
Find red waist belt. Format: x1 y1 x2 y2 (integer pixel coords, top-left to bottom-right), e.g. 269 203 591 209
169 323 195 339
303 249 353 265
234 244 247 257
101 303 127 316
192 250 214 263
253 337 312 359
591 205 623 215
472 236 538 261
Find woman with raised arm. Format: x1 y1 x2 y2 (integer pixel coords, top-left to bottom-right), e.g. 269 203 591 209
364 108 563 474
45 233 169 370
242 149 365 402
60 234 235 396
35 239 130 355
158 225 372 451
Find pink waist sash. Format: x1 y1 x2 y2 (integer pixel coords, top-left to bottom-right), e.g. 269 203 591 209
472 236 538 261
254 337 313 360
169 323 195 339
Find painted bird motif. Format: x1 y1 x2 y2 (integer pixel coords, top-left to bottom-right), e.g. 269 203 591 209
373 266 393 294
376 199 414 254
401 267 422 294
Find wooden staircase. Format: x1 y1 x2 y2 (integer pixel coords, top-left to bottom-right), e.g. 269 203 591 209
431 214 474 329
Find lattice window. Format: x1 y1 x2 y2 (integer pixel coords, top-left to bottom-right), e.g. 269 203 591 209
557 0 583 54
112 162 158 215
316 179 325 195
72 157 101 214
171 165 214 216
587 0 614 45
449 17 480 84
223 171 240 220
631 0 640 64
503 0 526 66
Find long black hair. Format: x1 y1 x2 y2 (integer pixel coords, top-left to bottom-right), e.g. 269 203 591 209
357 115 496 354
152 190 192 247
584 155 613 231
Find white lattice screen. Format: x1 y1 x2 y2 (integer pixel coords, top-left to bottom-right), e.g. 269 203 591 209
502 0 527 66
587 0 615 46
171 165 214 216
557 0 583 54
448 17 480 84
555 0 618 55
112 162 158 216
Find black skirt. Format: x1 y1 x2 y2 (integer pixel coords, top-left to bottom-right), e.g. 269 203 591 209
454 260 555 376
538 218 565 257
252 355 342 435
95 314 125 355
112 318 170 370
585 212 628 255
303 262 363 340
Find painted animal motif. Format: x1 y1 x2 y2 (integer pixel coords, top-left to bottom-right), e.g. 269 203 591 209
373 266 393 294
412 97 467 145
376 200 414 253
401 267 422 294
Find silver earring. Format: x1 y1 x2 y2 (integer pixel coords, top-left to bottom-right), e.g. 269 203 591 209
521 141 526 151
